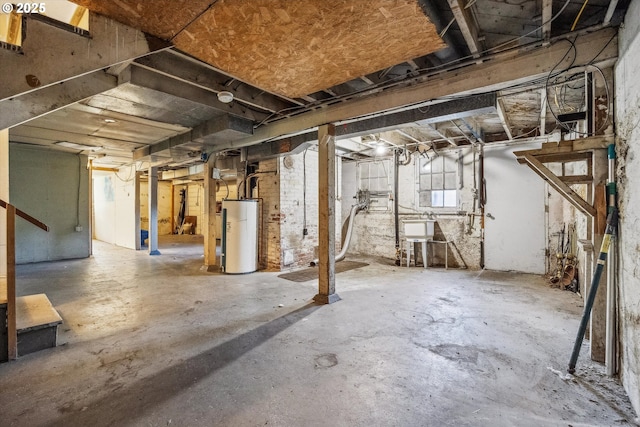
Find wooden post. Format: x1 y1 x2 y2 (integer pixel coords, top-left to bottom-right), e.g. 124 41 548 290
88 159 93 255
170 184 175 235
204 157 218 272
314 124 340 304
6 204 16 360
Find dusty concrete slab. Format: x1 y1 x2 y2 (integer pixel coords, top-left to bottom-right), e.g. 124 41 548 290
0 238 636 426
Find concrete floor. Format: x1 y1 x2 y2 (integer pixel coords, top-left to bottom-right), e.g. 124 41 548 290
0 236 637 427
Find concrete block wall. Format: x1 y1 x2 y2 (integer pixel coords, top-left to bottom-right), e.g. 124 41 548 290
10 144 90 262
615 0 640 414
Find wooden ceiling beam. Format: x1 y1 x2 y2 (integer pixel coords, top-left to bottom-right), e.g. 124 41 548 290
134 52 298 113
427 124 459 147
0 72 117 129
124 66 268 122
495 97 513 140
541 0 553 44
539 88 548 135
447 0 482 58
517 154 596 217
191 26 618 152
0 13 170 102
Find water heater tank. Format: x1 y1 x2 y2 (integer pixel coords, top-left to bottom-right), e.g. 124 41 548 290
222 200 259 274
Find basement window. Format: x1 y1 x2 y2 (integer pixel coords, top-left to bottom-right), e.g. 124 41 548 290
418 154 457 208
357 159 392 211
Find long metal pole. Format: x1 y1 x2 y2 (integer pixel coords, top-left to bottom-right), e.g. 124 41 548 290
605 143 617 376
568 208 618 374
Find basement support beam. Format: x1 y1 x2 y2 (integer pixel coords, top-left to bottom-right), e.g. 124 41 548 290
134 52 297 113
0 14 170 102
203 157 218 272
0 129 9 279
428 124 459 147
517 154 596 217
542 0 553 43
540 88 548 136
148 166 161 256
0 72 117 129
496 97 513 140
124 66 267 122
314 124 339 305
447 0 482 57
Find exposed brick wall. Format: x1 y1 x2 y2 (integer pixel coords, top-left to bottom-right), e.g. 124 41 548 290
280 150 319 269
256 158 281 271
257 149 343 271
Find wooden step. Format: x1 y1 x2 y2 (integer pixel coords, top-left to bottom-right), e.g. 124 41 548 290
1 286 63 360
16 294 62 356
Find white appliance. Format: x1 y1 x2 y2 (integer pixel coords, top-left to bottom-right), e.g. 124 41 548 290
222 200 258 274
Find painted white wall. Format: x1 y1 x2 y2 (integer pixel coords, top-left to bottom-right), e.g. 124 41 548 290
484 142 546 274
10 144 91 263
615 0 640 415
93 166 137 249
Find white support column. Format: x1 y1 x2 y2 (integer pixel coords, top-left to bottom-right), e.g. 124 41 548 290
204 157 218 272
135 171 142 250
314 124 340 304
148 166 161 256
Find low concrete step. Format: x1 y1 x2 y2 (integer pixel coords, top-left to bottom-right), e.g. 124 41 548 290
16 294 62 356
1 285 63 360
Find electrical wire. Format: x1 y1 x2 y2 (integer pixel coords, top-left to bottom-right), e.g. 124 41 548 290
571 0 589 31
544 32 613 136
113 166 135 182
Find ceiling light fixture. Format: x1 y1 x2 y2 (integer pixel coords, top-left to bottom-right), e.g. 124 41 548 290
217 91 234 103
103 118 117 123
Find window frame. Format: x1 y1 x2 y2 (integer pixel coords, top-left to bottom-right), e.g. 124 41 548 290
417 152 459 209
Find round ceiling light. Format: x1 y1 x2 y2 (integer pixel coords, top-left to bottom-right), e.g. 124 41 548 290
217 91 234 103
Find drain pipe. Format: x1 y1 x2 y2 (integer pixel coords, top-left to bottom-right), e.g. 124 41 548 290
394 149 401 265
310 202 367 266
479 145 486 269
605 143 617 377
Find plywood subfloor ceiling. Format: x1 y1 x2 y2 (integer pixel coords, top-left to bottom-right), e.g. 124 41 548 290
71 0 445 98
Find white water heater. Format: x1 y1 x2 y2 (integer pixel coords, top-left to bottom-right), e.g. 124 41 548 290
221 200 258 274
